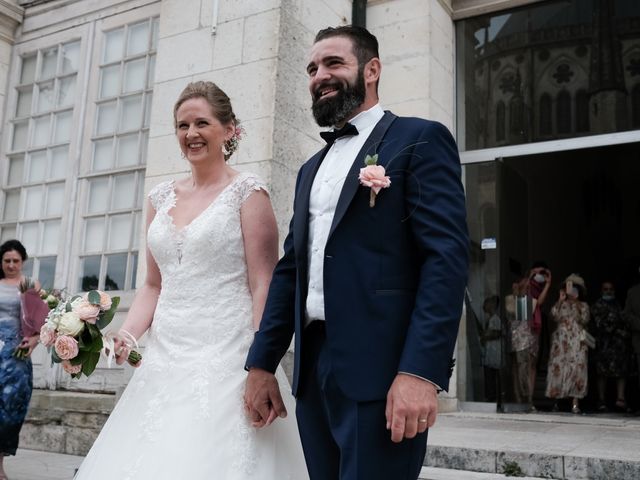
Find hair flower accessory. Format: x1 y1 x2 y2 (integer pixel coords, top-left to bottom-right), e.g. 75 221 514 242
359 154 391 207
222 123 245 159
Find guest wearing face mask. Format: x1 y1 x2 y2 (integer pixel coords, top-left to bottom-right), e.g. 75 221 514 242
504 264 551 411
591 281 631 412
545 274 590 414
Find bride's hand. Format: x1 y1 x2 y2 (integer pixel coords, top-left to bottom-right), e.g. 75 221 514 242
244 368 287 428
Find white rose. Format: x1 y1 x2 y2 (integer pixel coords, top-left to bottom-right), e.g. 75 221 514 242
57 311 85 337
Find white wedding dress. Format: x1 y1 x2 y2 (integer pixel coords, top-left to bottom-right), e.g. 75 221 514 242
75 172 308 480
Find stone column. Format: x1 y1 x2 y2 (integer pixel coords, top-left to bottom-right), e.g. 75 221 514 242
0 0 23 130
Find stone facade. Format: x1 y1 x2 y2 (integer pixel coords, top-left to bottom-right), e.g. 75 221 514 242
3 0 472 425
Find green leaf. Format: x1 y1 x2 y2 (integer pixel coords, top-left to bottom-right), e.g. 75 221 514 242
86 323 102 340
51 349 62 364
87 290 101 305
364 153 378 166
81 352 101 377
96 296 120 329
70 350 89 366
65 302 73 312
89 335 103 353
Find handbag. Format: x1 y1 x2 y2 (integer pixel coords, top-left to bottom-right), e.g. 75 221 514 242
579 328 596 349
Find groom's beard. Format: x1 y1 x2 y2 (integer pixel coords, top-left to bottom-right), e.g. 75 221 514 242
311 67 366 127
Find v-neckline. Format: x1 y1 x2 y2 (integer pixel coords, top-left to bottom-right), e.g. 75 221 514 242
167 172 243 233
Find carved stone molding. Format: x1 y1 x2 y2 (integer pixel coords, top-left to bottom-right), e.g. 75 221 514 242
0 0 24 43
452 0 544 20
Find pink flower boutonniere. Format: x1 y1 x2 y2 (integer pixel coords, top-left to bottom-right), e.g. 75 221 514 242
359 154 391 207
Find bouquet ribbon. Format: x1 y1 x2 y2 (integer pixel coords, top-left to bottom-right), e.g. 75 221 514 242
102 329 139 368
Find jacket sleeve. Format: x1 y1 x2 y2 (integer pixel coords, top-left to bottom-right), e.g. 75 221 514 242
397 121 469 391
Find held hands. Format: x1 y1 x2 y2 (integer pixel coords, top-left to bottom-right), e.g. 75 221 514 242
244 368 287 428
386 373 438 443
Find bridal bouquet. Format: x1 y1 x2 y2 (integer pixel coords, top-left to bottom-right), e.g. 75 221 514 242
39 290 142 378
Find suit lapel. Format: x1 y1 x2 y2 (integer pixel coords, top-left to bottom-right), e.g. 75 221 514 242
293 145 330 257
328 111 397 239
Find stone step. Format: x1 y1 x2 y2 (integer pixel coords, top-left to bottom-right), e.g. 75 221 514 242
420 466 548 480
425 412 640 480
20 389 115 456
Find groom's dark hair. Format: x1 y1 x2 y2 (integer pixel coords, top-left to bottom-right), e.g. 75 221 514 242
314 25 380 68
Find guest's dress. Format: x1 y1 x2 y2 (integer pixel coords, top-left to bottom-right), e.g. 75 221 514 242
591 298 630 377
0 282 33 456
545 299 589 399
505 294 538 400
75 172 308 480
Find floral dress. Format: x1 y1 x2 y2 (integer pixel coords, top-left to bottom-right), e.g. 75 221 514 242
545 299 589 399
591 298 631 377
0 282 33 456
505 294 538 400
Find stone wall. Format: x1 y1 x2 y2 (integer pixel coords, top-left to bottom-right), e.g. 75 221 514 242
20 390 115 456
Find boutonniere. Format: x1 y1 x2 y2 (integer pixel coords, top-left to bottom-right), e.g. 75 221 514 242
359 154 391 207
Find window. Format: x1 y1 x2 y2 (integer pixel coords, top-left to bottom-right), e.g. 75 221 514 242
576 89 590 133
557 90 571 134
539 93 552 136
496 101 505 142
455 0 640 150
1 41 80 288
632 84 640 129
79 18 158 291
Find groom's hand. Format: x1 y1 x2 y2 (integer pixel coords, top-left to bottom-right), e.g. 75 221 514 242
385 373 438 443
244 368 287 428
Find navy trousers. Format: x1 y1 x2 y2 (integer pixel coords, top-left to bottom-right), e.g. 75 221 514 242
296 322 428 480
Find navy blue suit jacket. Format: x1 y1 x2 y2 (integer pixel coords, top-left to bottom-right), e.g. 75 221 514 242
246 112 469 402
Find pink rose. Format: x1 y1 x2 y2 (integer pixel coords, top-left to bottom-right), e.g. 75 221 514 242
84 290 112 311
39 324 57 347
358 165 391 194
72 300 100 323
54 335 79 360
62 360 82 375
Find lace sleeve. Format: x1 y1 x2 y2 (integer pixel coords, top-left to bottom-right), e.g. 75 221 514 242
148 180 175 213
237 173 269 205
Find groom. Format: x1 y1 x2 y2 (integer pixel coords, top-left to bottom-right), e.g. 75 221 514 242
245 25 468 479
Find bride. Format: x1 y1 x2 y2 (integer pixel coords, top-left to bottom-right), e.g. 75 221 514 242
75 81 308 479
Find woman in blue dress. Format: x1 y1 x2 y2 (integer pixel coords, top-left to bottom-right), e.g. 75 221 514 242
0 240 39 480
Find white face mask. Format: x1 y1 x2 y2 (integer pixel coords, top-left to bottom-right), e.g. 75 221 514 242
533 273 545 283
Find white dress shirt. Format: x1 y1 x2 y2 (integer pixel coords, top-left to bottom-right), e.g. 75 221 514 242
305 104 385 324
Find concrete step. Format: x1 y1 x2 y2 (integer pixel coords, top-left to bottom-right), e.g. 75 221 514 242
5 449 83 480
420 466 549 480
426 411 640 480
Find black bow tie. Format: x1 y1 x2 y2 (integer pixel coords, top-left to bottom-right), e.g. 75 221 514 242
319 123 359 144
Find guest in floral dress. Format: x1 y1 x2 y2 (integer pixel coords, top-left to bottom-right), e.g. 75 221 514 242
505 265 551 411
591 281 631 412
545 274 590 414
0 240 39 480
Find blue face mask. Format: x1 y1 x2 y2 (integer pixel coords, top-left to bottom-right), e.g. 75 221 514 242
602 294 614 301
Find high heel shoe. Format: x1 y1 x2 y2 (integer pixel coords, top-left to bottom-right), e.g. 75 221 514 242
571 404 581 414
